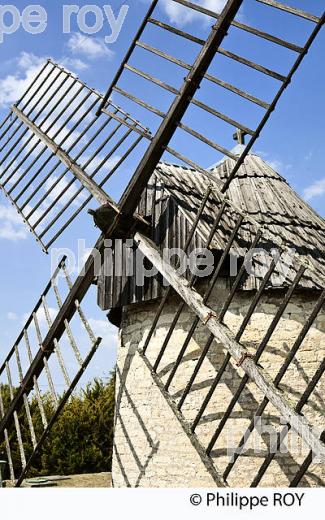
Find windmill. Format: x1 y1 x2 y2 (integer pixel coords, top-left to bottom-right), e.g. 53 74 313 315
0 0 324 487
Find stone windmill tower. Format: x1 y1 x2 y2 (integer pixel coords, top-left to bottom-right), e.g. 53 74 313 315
0 0 324 488
98 146 325 487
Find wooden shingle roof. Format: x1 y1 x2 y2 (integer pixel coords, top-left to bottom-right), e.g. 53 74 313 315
155 152 325 290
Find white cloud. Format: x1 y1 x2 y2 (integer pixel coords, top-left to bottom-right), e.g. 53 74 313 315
21 306 57 328
17 52 44 71
257 151 292 176
0 222 28 241
88 318 118 349
83 154 121 175
44 174 86 207
7 312 18 321
88 318 114 337
160 0 227 26
266 159 292 174
303 178 325 201
60 57 89 71
0 52 91 110
67 33 114 59
20 307 57 341
36 306 57 326
0 52 45 108
0 203 29 241
0 199 48 242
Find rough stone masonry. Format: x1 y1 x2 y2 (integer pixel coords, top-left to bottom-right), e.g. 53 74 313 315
112 280 325 487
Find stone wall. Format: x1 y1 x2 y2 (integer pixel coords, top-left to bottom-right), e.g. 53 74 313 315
112 280 325 487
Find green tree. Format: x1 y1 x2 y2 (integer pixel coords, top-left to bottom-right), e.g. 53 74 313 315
0 373 115 479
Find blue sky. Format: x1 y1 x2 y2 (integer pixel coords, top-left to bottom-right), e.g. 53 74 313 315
0 0 324 390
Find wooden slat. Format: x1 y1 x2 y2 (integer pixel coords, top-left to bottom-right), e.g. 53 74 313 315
178 123 236 159
217 47 286 82
33 313 58 405
256 0 320 23
42 296 71 387
0 386 15 481
5 362 27 469
14 346 37 449
23 330 48 429
113 86 166 118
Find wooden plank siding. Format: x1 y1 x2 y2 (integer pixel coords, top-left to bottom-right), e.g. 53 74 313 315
97 178 205 310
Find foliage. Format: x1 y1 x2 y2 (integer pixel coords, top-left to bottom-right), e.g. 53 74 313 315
0 373 115 479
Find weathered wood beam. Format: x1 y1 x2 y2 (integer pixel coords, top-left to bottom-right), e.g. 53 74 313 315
134 231 325 462
12 106 117 208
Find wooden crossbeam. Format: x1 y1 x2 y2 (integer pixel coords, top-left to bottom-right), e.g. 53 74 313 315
134 231 325 463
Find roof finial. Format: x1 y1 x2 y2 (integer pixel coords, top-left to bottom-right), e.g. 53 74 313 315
233 129 247 145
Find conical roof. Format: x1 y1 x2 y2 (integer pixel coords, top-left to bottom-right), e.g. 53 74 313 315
212 151 325 235
155 151 325 290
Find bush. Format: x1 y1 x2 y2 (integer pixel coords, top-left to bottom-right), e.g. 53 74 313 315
0 372 115 479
